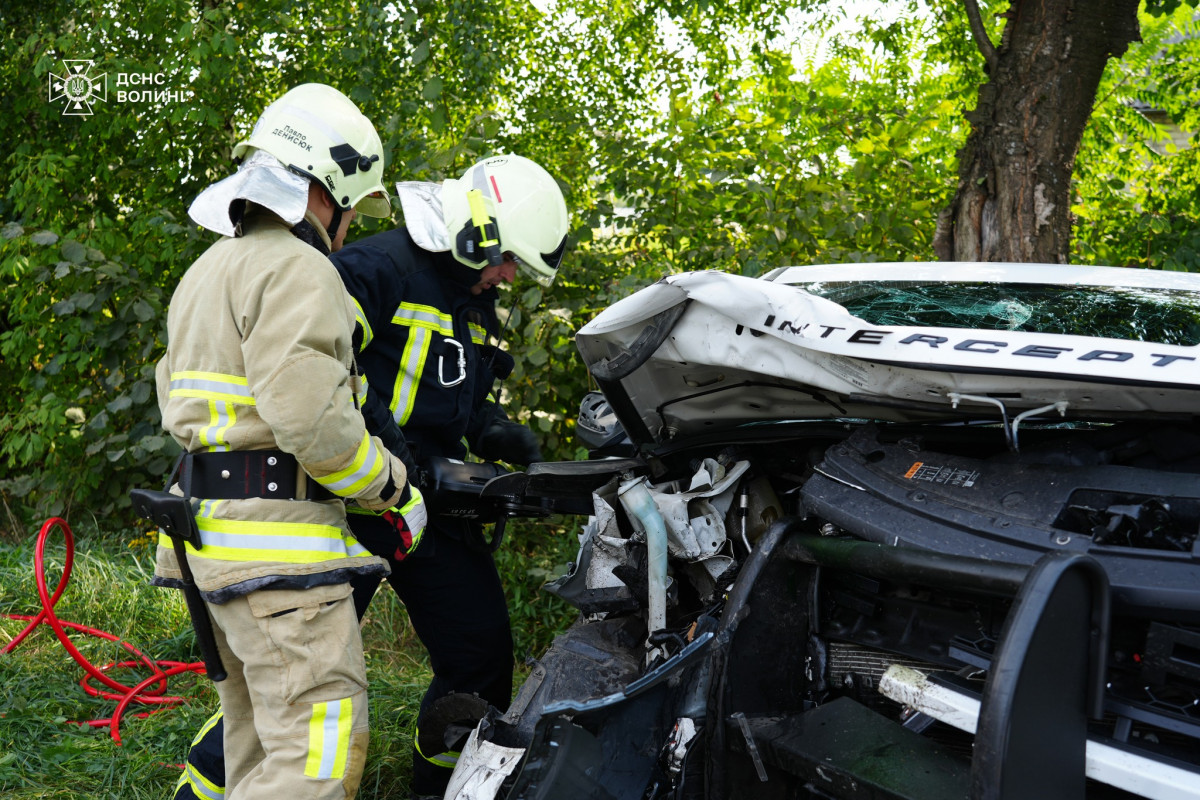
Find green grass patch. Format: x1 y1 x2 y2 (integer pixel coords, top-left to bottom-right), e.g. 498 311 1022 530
1 515 580 798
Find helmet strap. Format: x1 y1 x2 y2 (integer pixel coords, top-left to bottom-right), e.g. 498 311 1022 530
326 181 344 243
328 204 343 243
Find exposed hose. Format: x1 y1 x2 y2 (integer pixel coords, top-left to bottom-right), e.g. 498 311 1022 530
1 517 207 744
617 477 669 649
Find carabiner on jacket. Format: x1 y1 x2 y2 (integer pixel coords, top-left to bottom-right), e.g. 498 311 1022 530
438 338 467 387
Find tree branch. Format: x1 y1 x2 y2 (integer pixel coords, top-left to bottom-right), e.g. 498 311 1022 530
964 0 999 73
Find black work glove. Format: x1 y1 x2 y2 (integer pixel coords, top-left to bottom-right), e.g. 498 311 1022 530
474 419 543 466
477 345 515 381
377 420 420 478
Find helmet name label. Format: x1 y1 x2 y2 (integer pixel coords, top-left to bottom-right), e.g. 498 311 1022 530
271 125 313 152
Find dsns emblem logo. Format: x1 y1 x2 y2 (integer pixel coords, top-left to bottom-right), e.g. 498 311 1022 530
48 60 108 116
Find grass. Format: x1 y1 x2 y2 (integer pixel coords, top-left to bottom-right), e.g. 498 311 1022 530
0 515 580 799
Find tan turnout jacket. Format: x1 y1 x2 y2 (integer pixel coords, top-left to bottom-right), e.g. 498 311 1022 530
153 209 394 601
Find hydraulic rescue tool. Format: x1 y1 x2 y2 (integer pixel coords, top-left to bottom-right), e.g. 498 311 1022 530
129 488 227 682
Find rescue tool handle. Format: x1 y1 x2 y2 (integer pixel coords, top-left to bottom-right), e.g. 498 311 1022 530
470 514 507 554
129 488 227 682
129 487 201 549
174 560 227 682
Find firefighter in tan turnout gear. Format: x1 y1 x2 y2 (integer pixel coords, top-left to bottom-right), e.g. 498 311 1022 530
151 83 406 799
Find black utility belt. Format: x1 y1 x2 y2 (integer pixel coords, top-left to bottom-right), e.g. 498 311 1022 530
179 451 337 502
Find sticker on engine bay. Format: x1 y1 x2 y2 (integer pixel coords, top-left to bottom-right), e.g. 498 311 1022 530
821 354 871 389
904 461 980 488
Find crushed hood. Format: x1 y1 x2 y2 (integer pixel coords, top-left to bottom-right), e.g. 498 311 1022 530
575 263 1200 445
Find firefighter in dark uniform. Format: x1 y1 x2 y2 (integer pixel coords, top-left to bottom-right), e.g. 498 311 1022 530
332 154 568 799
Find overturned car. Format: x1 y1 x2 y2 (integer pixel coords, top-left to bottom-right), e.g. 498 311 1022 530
449 263 1200 800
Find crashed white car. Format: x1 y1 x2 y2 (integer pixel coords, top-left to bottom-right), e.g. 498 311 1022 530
447 263 1200 800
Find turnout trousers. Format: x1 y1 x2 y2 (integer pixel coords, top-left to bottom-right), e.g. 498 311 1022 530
173 524 511 800
208 583 369 800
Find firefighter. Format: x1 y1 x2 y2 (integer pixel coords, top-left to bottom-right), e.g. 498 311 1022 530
333 154 568 799
171 154 568 800
156 83 411 800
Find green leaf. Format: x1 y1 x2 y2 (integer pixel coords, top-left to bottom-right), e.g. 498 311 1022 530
139 434 166 452
422 76 443 101
130 381 152 404
107 395 133 413
132 299 155 322
412 40 430 65
61 240 86 264
31 230 59 246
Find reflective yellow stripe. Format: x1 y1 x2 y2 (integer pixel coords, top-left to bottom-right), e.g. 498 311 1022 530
178 516 371 564
169 371 256 405
401 486 425 551
198 400 237 452
414 725 460 769
182 763 225 800
191 710 223 746
391 326 431 425
352 297 373 349
392 302 453 335
313 432 384 497
468 322 487 344
305 697 353 780
398 485 422 516
389 302 452 424
172 709 227 799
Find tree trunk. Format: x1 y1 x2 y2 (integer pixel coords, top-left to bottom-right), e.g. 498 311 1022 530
934 0 1142 263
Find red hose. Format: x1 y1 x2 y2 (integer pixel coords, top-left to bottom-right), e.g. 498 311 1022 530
1 517 208 744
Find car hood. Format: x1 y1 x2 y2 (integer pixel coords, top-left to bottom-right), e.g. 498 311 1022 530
574 263 1200 445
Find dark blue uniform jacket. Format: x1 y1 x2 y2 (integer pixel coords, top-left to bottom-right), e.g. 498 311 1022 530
330 227 512 470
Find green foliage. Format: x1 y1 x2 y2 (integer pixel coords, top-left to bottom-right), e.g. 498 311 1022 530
0 226 181 523
1 0 1198 530
1073 6 1200 271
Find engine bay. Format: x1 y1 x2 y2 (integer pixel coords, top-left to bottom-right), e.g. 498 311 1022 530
457 419 1200 800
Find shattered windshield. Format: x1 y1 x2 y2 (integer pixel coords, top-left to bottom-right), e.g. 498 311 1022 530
799 281 1200 346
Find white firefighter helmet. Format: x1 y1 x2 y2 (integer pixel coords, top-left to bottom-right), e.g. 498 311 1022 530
233 83 391 218
442 154 569 286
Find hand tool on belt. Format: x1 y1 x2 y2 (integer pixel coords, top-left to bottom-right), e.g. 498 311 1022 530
130 484 228 682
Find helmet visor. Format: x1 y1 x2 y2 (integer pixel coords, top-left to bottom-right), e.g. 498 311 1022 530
354 189 392 219
519 233 567 287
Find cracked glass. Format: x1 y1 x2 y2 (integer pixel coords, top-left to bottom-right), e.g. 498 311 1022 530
799 281 1200 346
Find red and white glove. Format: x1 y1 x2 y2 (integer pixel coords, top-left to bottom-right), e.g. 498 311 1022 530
380 485 427 561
